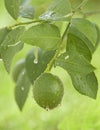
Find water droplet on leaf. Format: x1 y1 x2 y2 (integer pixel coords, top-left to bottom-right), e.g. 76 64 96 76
65 55 69 60
21 87 24 91
22 71 25 75
39 11 55 20
34 59 38 64
45 106 49 111
58 104 61 107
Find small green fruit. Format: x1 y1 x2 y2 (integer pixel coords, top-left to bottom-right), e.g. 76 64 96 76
33 73 64 110
12 59 25 82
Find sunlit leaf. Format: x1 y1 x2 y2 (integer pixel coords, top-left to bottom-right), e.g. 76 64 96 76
0 27 10 45
69 18 98 53
66 33 92 61
55 52 98 99
1 42 23 73
4 0 20 19
55 51 95 75
21 23 61 50
0 26 25 72
39 0 72 21
94 24 100 50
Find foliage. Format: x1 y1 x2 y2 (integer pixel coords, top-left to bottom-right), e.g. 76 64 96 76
0 0 100 110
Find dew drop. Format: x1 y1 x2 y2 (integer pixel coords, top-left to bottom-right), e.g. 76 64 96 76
39 11 55 20
65 55 69 60
21 87 24 91
58 104 61 107
22 71 25 75
34 59 38 64
0 59 2 62
45 106 50 111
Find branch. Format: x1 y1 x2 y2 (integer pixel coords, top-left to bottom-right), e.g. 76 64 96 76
45 22 71 72
8 19 42 29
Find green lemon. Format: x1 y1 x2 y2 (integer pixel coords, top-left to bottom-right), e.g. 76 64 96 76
33 73 64 110
12 59 25 82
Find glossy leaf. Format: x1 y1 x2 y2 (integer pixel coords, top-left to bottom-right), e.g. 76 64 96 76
25 47 55 84
67 33 92 61
55 51 98 99
69 18 98 53
0 27 10 45
20 1 34 19
94 24 100 50
0 26 25 72
55 29 98 99
21 23 61 50
1 42 23 73
39 0 72 21
15 70 31 110
4 0 20 19
69 72 98 99
68 25 94 54
55 51 95 75
12 59 25 82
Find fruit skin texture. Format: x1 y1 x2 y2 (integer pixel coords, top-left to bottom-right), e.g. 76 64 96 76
12 59 25 82
33 73 64 110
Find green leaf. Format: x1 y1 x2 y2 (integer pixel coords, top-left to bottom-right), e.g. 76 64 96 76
15 70 31 110
55 51 95 75
39 0 72 21
12 59 25 82
4 0 20 19
69 72 98 99
1 42 23 73
68 25 94 54
0 27 10 45
21 23 61 50
67 33 92 61
25 47 55 84
20 3 34 19
55 51 98 99
71 18 98 46
63 24 98 99
0 26 25 72
94 24 100 50
69 18 98 53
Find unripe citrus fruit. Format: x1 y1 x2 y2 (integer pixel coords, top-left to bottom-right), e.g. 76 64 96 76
12 59 25 82
33 73 64 110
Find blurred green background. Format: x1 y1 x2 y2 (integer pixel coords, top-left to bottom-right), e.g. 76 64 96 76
0 0 100 130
